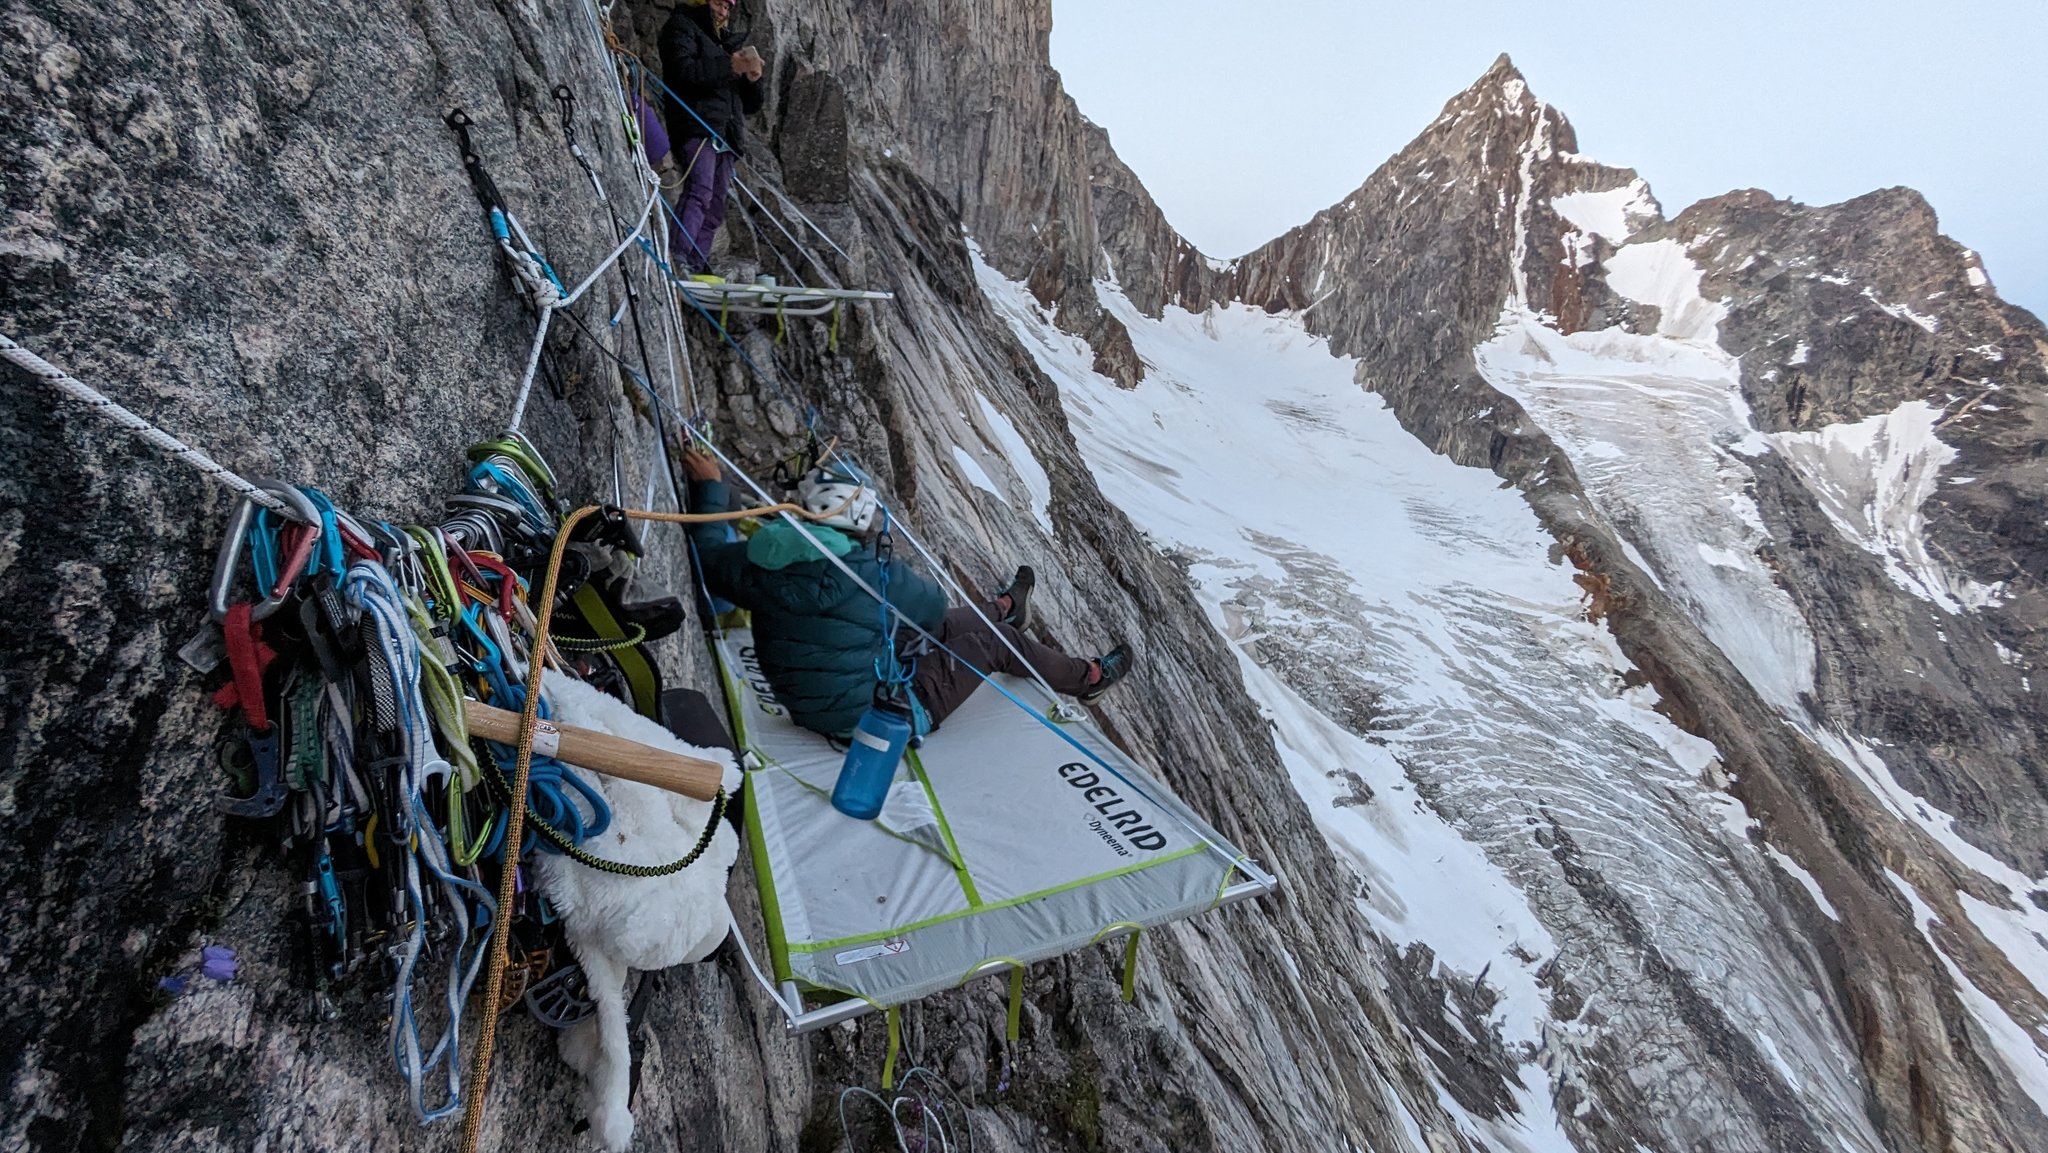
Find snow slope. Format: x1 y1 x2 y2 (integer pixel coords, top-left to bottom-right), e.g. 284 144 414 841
973 245 1888 1151
1769 403 2004 612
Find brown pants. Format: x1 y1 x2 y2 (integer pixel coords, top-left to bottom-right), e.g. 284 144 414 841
908 604 1093 730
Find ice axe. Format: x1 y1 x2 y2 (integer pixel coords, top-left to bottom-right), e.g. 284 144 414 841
462 700 724 801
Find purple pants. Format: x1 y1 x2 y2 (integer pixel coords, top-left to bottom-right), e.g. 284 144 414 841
670 138 735 273
633 92 670 166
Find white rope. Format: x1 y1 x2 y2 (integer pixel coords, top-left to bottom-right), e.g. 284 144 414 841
506 305 556 433
2 332 297 516
566 3 1246 885
726 910 793 1014
504 185 663 431
565 0 705 428
693 433 1249 874
561 185 662 308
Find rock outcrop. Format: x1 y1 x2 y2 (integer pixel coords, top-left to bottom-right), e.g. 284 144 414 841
6 2 2046 1151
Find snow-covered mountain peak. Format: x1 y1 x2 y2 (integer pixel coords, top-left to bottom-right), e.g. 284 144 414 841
1054 50 2048 1153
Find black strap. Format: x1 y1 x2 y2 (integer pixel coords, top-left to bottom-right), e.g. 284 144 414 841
443 108 507 216
551 84 578 149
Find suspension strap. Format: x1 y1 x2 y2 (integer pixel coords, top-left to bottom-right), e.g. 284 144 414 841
882 1005 902 1091
1122 931 1142 1002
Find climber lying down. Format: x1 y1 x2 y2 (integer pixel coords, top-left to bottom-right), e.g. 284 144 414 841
682 451 1133 738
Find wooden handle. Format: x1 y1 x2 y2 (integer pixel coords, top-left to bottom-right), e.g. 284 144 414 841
463 700 725 802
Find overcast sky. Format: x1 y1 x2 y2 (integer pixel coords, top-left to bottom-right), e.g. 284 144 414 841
1050 0 2047 320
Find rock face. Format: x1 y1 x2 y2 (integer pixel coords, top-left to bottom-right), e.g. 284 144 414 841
5 3 2047 1152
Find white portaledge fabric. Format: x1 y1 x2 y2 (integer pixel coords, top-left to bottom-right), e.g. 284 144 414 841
716 630 1254 1009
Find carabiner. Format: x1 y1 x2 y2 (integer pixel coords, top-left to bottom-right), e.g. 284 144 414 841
209 480 321 622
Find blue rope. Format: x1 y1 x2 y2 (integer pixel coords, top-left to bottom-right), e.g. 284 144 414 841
458 603 613 851
604 55 1207 847
624 53 853 274
655 169 716 273
913 625 1200 837
873 508 915 692
681 436 1187 824
623 54 736 162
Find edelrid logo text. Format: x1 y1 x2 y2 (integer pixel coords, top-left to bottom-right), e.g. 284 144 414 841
1058 762 1167 851
736 645 785 717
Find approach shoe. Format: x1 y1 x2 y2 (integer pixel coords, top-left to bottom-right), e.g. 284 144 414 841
998 565 1035 630
1078 643 1133 705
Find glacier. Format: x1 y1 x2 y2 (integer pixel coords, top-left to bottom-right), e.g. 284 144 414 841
973 245 1890 1151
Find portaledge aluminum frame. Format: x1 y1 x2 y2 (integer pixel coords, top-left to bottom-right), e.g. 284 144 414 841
769 864 1281 1035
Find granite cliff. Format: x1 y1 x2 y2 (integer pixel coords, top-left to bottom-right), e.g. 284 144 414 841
4 2 2046 1152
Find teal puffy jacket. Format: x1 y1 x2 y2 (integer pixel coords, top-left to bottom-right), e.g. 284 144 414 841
689 479 947 737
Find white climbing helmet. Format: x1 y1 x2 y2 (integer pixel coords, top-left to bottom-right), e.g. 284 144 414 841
796 463 878 533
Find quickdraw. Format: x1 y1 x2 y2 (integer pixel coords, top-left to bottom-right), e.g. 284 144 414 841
445 108 566 308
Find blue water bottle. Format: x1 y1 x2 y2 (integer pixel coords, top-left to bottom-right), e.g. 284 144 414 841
833 699 914 819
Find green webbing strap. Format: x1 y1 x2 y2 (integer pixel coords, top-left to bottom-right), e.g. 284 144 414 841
549 621 649 653
1007 967 1025 1042
405 527 464 623
1121 930 1143 1003
774 295 787 345
281 673 323 791
902 747 981 905
709 631 794 983
828 301 841 353
882 1006 901 1090
403 587 495 865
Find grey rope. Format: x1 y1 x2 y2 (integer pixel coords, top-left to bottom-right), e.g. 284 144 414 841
1 332 296 516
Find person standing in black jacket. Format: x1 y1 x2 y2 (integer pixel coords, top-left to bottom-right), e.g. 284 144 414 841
658 0 763 274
